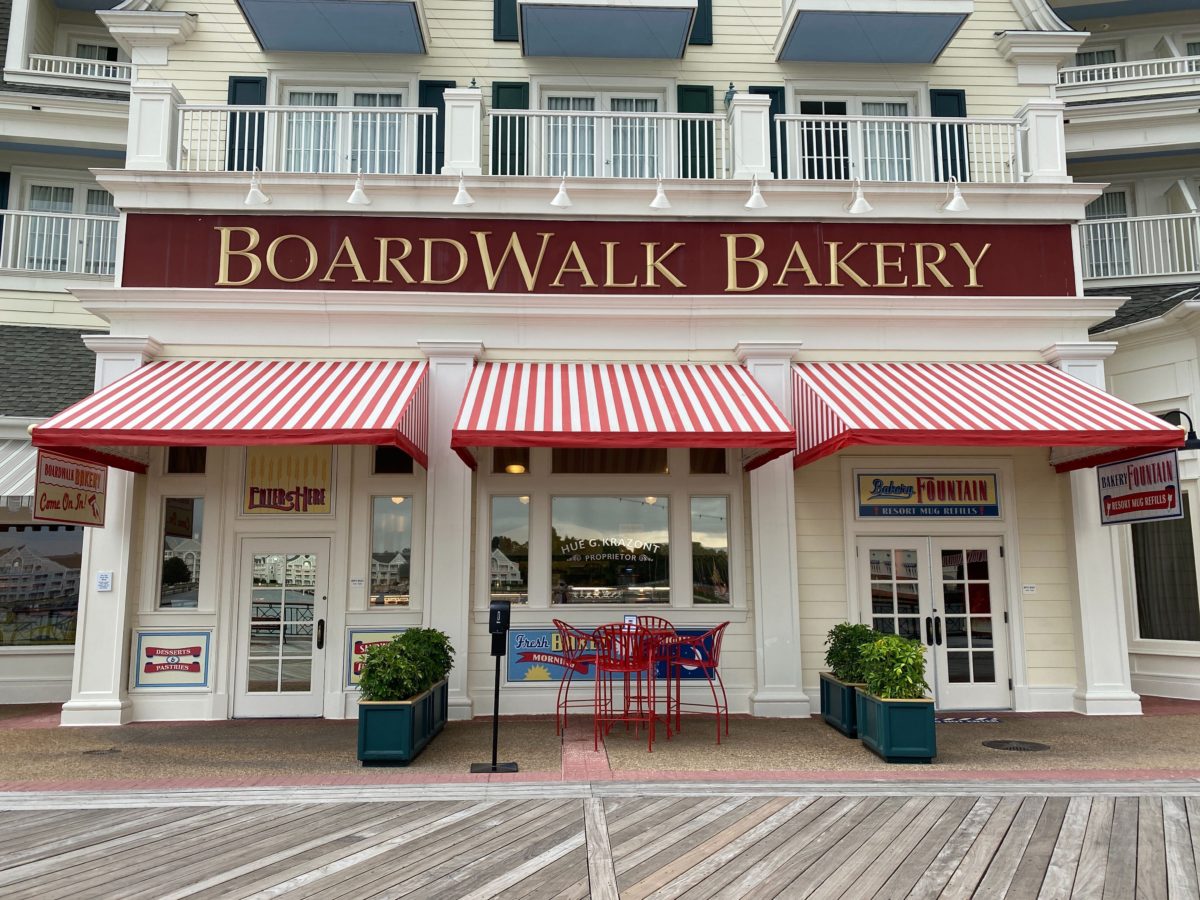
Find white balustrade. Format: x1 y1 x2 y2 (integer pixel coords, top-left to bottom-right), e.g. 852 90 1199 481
773 114 1024 183
1060 56 1200 87
176 105 439 174
488 109 728 179
1080 213 1200 280
0 211 119 277
27 54 132 82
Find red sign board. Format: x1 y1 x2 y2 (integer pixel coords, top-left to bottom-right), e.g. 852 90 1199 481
122 215 1076 297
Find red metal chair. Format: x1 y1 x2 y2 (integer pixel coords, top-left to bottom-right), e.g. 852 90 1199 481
551 619 596 736
666 622 730 744
591 623 657 752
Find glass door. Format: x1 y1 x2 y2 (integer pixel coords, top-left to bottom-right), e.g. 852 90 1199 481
857 536 1010 710
234 538 329 717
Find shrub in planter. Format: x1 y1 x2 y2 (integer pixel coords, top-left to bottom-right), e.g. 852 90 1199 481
854 634 936 764
820 622 878 737
357 628 455 766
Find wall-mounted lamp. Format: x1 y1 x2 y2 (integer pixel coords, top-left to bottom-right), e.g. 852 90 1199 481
724 82 737 108
940 177 969 213
244 169 270 207
347 172 371 206
1162 410 1200 450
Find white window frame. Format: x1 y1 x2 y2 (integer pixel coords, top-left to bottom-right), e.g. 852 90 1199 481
350 446 426 616
1073 43 1123 67
53 25 129 63
1085 186 1134 220
535 82 670 180
474 446 746 626
8 167 115 215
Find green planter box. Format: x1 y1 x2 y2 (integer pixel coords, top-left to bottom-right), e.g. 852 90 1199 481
855 687 936 764
357 679 449 766
819 672 861 738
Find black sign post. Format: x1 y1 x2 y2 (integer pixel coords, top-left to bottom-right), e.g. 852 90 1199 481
470 600 518 774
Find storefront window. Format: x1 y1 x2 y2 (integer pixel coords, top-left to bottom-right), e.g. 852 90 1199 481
551 496 669 604
491 496 529 604
493 447 530 475
691 497 730 604
0 505 82 645
1132 494 1200 641
159 497 203 608
552 448 669 474
167 447 206 474
371 496 413 606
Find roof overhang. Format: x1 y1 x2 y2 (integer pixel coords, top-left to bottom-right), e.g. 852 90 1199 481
518 0 697 59
775 0 973 64
236 0 427 53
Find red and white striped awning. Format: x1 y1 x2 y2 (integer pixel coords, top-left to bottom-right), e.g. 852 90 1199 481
452 362 794 470
793 362 1182 471
33 359 430 471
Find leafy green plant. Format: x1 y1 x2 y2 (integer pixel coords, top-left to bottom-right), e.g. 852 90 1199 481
859 634 930 700
357 628 455 702
824 622 878 684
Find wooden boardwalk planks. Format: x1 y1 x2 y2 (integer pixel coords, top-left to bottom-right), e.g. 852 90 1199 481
0 788 1195 899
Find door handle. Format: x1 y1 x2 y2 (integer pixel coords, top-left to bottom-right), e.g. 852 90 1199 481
933 616 943 646
316 618 325 650
924 616 934 646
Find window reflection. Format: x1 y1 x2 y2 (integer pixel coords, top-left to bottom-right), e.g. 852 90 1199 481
159 497 203 609
0 503 82 645
691 496 730 604
371 496 412 606
551 496 669 604
491 496 529 604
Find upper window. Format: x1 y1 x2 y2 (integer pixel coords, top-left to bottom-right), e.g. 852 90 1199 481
1188 41 1200 57
167 447 207 475
552 448 668 475
374 446 414 475
795 97 913 181
1074 48 1119 67
1085 190 1129 220
541 92 664 179
281 87 414 175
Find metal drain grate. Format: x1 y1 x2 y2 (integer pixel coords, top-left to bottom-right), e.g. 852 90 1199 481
81 747 120 755
982 740 1050 752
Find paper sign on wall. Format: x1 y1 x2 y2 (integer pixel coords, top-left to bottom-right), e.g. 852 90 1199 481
1097 450 1183 525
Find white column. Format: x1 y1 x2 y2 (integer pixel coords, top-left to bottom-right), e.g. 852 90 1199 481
727 93 774 180
3 0 33 73
418 340 483 720
1018 100 1070 184
441 88 484 176
736 342 808 716
1042 342 1142 715
61 336 162 726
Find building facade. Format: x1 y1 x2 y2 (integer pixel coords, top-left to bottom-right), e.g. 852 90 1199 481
2 0 1191 724
1053 0 1200 699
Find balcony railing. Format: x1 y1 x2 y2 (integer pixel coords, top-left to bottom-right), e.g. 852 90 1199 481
0 211 118 277
27 54 131 83
1060 56 1200 88
773 114 1024 183
1080 213 1200 281
176 105 439 174
488 109 729 179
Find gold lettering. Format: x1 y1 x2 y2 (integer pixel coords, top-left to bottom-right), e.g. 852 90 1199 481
319 236 369 283
265 234 318 283
215 226 262 287
374 237 416 284
772 241 819 288
602 241 638 288
950 242 991 288
722 233 768 292
550 241 597 288
828 242 869 288
913 243 951 288
643 242 686 289
472 231 554 291
874 242 908 288
421 237 469 285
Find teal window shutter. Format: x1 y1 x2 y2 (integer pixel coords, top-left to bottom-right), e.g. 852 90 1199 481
419 80 456 174
495 0 518 41
676 85 714 179
226 76 267 172
689 0 712 46
491 82 530 175
929 89 968 182
749 86 786 178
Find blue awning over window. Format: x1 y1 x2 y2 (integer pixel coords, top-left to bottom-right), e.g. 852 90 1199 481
776 1 972 64
519 0 697 59
237 0 426 54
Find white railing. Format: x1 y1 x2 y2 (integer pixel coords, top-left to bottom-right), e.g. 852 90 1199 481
0 211 118 277
27 54 132 82
488 109 729 179
773 114 1024 183
1080 213 1200 280
176 105 439 174
1060 55 1200 87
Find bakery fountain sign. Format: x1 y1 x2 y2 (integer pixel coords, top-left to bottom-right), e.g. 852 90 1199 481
121 216 1077 297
